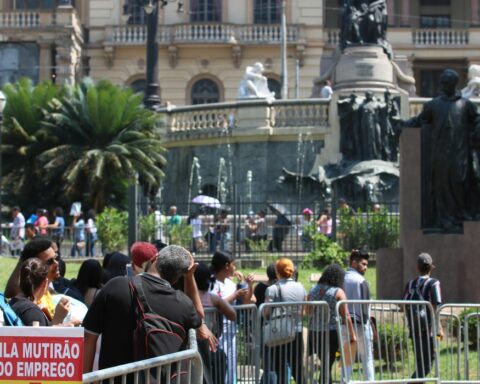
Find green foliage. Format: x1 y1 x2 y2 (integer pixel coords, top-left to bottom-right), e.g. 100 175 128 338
338 206 400 251
375 322 409 368
1 78 64 211
1 78 166 212
139 213 157 242
302 233 348 268
167 224 192 249
96 207 128 253
450 308 480 349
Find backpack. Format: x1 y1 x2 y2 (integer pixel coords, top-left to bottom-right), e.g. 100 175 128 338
404 277 435 331
129 276 187 361
0 292 23 326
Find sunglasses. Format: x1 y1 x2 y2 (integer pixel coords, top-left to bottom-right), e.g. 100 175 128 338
45 256 60 266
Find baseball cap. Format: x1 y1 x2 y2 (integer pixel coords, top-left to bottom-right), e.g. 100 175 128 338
131 242 158 269
417 252 433 267
303 208 313 215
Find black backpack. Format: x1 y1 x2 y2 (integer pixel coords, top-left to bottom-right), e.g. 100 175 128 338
129 276 188 361
405 277 435 331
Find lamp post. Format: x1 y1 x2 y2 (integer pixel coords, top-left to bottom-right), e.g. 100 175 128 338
0 91 6 233
280 0 288 99
142 0 183 110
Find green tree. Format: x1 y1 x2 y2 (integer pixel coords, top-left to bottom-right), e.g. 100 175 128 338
1 78 63 210
38 79 166 210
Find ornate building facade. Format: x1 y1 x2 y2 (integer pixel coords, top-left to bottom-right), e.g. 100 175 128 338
0 0 478 104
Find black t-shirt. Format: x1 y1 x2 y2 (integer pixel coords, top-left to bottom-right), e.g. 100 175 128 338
10 297 50 326
83 273 201 370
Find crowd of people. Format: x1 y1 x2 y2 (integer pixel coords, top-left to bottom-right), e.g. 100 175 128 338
8 206 98 257
0 228 442 384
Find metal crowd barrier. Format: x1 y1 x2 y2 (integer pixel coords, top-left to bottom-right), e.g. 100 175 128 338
256 301 331 384
336 300 440 384
82 329 203 384
436 304 480 384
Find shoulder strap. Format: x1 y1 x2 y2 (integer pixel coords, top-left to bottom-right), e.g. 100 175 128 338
129 276 152 316
277 283 283 302
414 277 431 301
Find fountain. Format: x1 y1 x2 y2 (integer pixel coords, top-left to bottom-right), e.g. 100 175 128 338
187 157 202 215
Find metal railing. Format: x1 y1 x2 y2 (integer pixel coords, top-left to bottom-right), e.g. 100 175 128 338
79 301 480 384
436 304 480 383
337 300 440 384
138 200 400 258
83 329 203 384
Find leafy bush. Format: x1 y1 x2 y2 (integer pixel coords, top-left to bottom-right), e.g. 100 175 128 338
302 233 348 268
374 322 409 369
139 213 156 242
167 223 192 249
450 308 480 349
96 207 128 253
338 206 399 251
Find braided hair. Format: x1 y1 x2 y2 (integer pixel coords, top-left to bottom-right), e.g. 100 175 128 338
19 258 49 301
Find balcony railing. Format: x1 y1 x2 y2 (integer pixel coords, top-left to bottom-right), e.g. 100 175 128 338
413 28 469 46
161 99 329 140
107 23 301 45
0 11 53 27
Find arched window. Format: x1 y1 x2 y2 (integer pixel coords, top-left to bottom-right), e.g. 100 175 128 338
254 0 281 24
191 79 220 105
267 78 281 99
129 79 146 95
190 0 222 22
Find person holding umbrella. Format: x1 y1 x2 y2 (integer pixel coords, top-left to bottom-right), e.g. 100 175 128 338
268 204 291 252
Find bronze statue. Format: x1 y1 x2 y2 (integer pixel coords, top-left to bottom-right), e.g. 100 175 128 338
339 0 392 58
404 69 480 232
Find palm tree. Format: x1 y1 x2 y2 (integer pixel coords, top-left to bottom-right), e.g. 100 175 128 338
38 79 166 211
1 78 63 210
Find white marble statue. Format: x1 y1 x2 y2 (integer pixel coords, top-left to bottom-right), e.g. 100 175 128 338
237 62 275 101
461 64 480 98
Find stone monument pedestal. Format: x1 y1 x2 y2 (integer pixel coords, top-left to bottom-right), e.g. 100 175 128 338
334 46 395 90
377 128 480 303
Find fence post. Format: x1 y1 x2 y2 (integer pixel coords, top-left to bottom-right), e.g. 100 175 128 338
128 182 138 257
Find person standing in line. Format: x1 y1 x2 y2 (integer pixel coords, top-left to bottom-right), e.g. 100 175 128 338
10 206 25 256
403 253 443 381
308 264 356 384
210 251 255 384
71 212 86 257
254 264 277 308
253 209 268 243
343 249 376 382
85 209 97 257
47 207 65 257
264 258 306 384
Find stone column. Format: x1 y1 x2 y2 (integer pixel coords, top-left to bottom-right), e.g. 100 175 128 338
400 0 410 27
472 0 480 26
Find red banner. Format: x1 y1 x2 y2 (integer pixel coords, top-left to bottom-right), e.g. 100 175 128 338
0 327 83 384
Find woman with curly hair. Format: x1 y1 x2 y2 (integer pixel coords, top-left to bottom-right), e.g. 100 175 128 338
308 264 356 384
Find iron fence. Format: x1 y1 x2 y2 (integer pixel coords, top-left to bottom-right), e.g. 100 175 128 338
136 200 400 259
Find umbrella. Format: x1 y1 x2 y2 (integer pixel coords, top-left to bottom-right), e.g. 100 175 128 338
268 203 290 216
192 195 222 209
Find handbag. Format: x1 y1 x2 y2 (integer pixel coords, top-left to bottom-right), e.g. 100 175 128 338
262 284 296 347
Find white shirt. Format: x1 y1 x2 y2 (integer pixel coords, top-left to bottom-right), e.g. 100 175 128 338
190 217 203 238
211 278 236 300
12 213 25 239
320 85 333 99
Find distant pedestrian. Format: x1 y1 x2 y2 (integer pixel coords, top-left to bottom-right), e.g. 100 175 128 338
403 253 443 381
85 209 97 257
71 212 85 257
317 208 332 238
320 80 333 99
10 206 25 256
47 207 65 257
